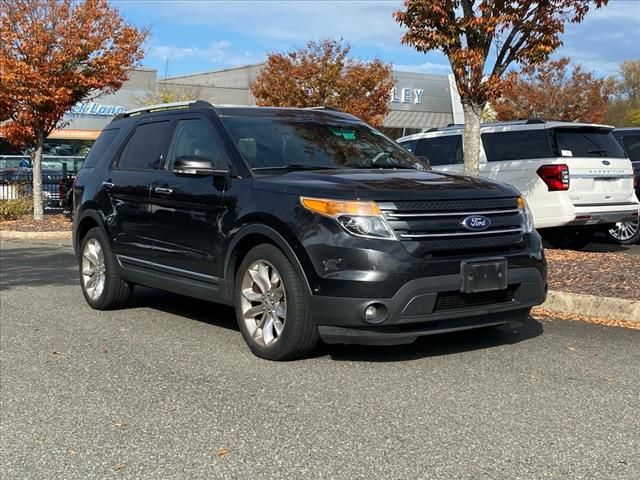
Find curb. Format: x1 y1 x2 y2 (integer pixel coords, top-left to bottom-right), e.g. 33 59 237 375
0 230 72 240
543 290 640 323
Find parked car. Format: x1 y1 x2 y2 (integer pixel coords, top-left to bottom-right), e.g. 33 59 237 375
610 128 640 244
10 167 67 208
398 120 640 249
73 101 547 360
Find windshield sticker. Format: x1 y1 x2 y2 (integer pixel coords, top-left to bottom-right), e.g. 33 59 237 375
561 149 573 157
329 127 356 140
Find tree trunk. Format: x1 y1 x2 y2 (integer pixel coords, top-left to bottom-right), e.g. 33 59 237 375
32 130 45 221
462 101 482 177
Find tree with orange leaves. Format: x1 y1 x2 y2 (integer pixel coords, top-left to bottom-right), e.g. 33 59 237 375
395 0 608 176
494 58 613 123
251 39 394 127
0 0 147 220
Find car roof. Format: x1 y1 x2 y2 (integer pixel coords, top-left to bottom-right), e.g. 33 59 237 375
397 119 616 143
109 100 361 126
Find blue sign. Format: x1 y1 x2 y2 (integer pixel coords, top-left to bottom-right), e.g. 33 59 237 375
69 102 125 117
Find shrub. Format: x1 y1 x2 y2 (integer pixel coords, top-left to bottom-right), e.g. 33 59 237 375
0 198 33 221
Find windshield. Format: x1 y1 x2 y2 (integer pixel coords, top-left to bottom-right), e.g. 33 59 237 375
553 128 626 158
221 116 425 171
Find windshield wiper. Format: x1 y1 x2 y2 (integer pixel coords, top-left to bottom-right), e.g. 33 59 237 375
252 164 339 171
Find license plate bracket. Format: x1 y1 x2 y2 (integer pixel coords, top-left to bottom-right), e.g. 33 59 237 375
461 260 508 293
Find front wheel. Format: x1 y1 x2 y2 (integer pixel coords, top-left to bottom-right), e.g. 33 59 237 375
235 244 319 361
542 228 594 250
606 219 640 245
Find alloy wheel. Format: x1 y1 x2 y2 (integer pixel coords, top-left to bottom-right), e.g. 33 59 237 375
608 219 639 242
82 238 106 301
240 260 286 347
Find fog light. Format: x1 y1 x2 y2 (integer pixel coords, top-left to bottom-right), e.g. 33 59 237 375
363 303 388 324
365 305 377 321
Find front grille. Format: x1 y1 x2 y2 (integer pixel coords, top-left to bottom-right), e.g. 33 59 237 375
391 198 518 212
435 285 517 311
380 197 524 253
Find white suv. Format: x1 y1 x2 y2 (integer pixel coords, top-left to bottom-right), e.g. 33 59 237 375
398 120 640 249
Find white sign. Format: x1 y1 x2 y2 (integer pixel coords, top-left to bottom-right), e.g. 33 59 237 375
390 87 424 105
69 102 126 117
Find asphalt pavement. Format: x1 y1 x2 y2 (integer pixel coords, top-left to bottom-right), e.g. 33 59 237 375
1 239 639 480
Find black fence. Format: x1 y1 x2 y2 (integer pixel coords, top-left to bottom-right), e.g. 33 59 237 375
0 155 82 209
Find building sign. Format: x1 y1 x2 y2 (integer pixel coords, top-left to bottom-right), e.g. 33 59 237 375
390 87 425 105
69 102 125 117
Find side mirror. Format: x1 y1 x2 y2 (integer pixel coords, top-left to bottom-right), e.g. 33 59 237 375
415 155 432 170
173 155 228 177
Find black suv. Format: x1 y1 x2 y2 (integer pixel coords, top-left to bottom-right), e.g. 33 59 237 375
73 101 547 360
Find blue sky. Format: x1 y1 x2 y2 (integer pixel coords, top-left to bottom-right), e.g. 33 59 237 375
112 0 640 79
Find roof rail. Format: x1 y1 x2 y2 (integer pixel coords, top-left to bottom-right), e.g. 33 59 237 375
115 100 213 120
303 106 340 112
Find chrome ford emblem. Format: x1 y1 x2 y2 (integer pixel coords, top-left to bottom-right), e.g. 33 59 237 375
462 215 491 231
602 160 611 166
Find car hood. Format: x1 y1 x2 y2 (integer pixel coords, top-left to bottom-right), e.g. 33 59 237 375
252 169 520 201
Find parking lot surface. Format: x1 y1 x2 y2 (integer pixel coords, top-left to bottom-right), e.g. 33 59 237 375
1 239 639 480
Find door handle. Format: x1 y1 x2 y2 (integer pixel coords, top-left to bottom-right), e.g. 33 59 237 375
102 181 114 189
154 187 173 195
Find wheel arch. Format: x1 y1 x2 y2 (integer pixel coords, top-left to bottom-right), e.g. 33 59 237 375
73 210 108 255
224 224 314 299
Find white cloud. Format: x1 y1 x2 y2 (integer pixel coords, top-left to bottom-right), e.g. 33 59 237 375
134 0 406 50
148 41 264 74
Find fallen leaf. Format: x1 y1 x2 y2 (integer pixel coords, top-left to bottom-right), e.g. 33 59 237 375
113 419 125 429
216 447 231 458
168 405 177 412
114 463 125 471
68 449 77 456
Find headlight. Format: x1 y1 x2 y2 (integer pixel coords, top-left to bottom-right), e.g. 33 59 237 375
517 196 535 233
300 197 397 240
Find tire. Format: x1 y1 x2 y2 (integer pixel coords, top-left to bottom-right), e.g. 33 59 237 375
606 219 640 245
79 227 133 310
235 244 319 361
543 228 594 250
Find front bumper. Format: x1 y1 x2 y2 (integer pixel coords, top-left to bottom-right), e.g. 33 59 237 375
309 267 547 345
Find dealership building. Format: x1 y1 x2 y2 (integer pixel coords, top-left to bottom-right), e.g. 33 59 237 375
15 64 464 151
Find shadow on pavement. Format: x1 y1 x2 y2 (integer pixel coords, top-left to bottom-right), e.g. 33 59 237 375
128 286 543 362
129 286 239 332
0 245 78 290
325 317 544 362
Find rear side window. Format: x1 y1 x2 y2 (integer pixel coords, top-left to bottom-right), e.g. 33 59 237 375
415 135 462 166
553 128 626 158
81 128 120 169
117 121 171 170
482 130 552 162
622 134 640 161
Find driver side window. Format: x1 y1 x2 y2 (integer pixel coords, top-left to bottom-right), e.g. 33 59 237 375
167 119 223 169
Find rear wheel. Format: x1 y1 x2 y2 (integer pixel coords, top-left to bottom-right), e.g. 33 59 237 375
235 244 319 360
79 227 133 310
543 228 594 250
606 219 640 245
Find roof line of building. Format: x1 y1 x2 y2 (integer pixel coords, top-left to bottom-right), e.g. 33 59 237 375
162 62 266 81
